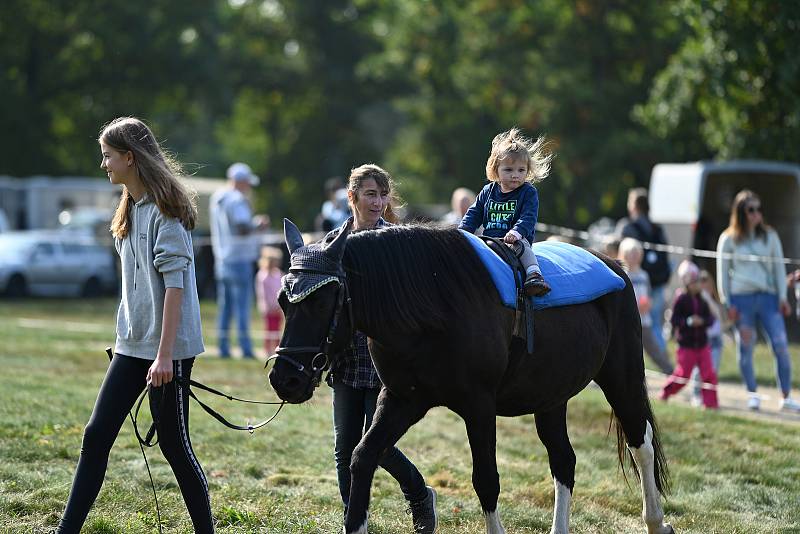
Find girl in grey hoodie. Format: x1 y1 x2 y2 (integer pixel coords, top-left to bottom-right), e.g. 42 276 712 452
57 117 212 533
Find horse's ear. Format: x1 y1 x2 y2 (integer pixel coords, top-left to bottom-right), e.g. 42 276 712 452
284 218 305 255
325 218 352 262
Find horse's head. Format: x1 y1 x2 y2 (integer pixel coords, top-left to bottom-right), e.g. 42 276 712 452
268 218 354 404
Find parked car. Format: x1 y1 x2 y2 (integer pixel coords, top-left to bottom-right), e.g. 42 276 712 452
0 231 117 297
0 208 10 233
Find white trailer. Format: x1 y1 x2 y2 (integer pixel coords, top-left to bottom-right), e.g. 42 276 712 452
648 160 800 269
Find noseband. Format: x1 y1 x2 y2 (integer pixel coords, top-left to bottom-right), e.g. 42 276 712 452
269 266 352 394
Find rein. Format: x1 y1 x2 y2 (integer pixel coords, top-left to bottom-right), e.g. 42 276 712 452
130 374 286 446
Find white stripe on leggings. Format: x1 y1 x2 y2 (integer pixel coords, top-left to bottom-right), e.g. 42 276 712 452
175 360 212 517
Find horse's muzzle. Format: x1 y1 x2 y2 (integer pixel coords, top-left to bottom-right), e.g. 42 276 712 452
268 366 315 404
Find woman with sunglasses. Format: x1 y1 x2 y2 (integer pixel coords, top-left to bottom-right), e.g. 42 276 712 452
716 189 800 412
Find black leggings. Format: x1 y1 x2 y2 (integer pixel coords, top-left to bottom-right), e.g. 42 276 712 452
57 354 214 533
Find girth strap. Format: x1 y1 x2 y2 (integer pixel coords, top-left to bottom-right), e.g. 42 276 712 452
477 235 535 355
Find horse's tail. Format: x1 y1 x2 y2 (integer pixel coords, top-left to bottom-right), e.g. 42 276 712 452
611 390 671 496
594 251 671 496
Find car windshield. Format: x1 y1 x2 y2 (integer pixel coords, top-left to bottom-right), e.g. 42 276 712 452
0 235 35 261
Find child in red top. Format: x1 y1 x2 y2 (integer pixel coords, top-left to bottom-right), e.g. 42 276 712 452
255 246 284 356
659 260 719 409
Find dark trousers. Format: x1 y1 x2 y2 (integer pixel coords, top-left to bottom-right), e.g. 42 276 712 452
57 354 213 533
331 380 427 509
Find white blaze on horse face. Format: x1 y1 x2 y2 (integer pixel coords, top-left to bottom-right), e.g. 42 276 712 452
550 478 571 534
484 510 506 534
628 421 673 534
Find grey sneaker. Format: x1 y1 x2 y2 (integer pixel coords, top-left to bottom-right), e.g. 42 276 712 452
408 485 438 533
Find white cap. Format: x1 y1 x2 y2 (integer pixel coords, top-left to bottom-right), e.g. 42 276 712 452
226 162 260 186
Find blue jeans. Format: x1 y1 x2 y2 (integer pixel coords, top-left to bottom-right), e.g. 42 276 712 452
649 285 667 354
216 261 254 357
730 292 792 394
331 380 427 509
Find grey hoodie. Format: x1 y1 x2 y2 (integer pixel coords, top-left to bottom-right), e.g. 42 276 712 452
114 194 204 360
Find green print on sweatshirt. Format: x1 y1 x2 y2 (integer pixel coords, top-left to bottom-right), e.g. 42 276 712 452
485 199 517 232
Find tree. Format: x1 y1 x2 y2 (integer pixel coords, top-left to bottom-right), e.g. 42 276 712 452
635 1 800 161
363 0 686 226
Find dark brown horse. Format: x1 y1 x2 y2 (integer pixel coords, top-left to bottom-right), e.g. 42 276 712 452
269 219 673 534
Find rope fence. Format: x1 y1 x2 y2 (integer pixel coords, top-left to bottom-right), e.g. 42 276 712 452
534 221 800 267
192 221 800 268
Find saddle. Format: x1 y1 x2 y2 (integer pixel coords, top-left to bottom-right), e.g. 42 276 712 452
478 236 536 355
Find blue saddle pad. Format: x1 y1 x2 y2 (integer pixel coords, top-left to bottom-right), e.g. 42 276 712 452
460 231 626 310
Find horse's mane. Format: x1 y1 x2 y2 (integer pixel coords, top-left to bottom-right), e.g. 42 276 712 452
343 225 498 333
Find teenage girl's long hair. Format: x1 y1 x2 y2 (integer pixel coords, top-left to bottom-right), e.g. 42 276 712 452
724 189 768 243
102 117 197 239
347 164 403 224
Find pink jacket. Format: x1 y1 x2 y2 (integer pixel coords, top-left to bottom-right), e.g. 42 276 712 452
256 268 283 316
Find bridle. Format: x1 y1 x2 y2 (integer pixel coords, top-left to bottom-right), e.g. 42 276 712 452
268 266 353 396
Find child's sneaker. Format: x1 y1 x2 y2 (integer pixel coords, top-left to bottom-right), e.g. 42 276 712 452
747 393 761 411
524 272 551 297
779 397 800 413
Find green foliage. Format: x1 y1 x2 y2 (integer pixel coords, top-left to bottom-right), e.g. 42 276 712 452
1 1 796 228
636 1 800 161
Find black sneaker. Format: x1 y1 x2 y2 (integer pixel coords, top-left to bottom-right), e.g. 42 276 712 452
407 485 438 533
524 271 551 297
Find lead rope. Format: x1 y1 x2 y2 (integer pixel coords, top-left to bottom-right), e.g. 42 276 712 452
107 347 288 532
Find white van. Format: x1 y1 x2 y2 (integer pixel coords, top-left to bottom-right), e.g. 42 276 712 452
648 160 800 268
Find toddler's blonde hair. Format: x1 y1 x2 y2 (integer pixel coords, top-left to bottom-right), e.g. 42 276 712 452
485 127 553 184
618 237 644 264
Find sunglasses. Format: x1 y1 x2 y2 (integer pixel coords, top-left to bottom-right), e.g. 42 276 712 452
746 205 761 214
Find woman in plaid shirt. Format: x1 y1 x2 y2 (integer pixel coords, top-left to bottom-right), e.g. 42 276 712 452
324 164 438 533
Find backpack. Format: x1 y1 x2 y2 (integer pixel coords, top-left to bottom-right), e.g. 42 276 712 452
625 219 672 287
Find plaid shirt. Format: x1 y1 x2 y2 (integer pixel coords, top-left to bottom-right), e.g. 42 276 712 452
329 331 381 389
326 218 388 390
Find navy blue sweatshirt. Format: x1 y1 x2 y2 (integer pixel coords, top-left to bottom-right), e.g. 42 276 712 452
459 182 539 243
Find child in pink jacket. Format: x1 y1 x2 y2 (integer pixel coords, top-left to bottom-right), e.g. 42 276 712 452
660 260 718 409
255 246 284 356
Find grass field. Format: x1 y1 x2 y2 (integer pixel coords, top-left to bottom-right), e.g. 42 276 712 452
1 298 799 533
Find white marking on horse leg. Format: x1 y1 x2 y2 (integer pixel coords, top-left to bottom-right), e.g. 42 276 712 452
344 517 368 534
484 509 506 534
628 421 673 534
549 477 571 534
343 510 368 534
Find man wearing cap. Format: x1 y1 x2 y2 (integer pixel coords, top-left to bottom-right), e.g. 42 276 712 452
209 162 268 358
